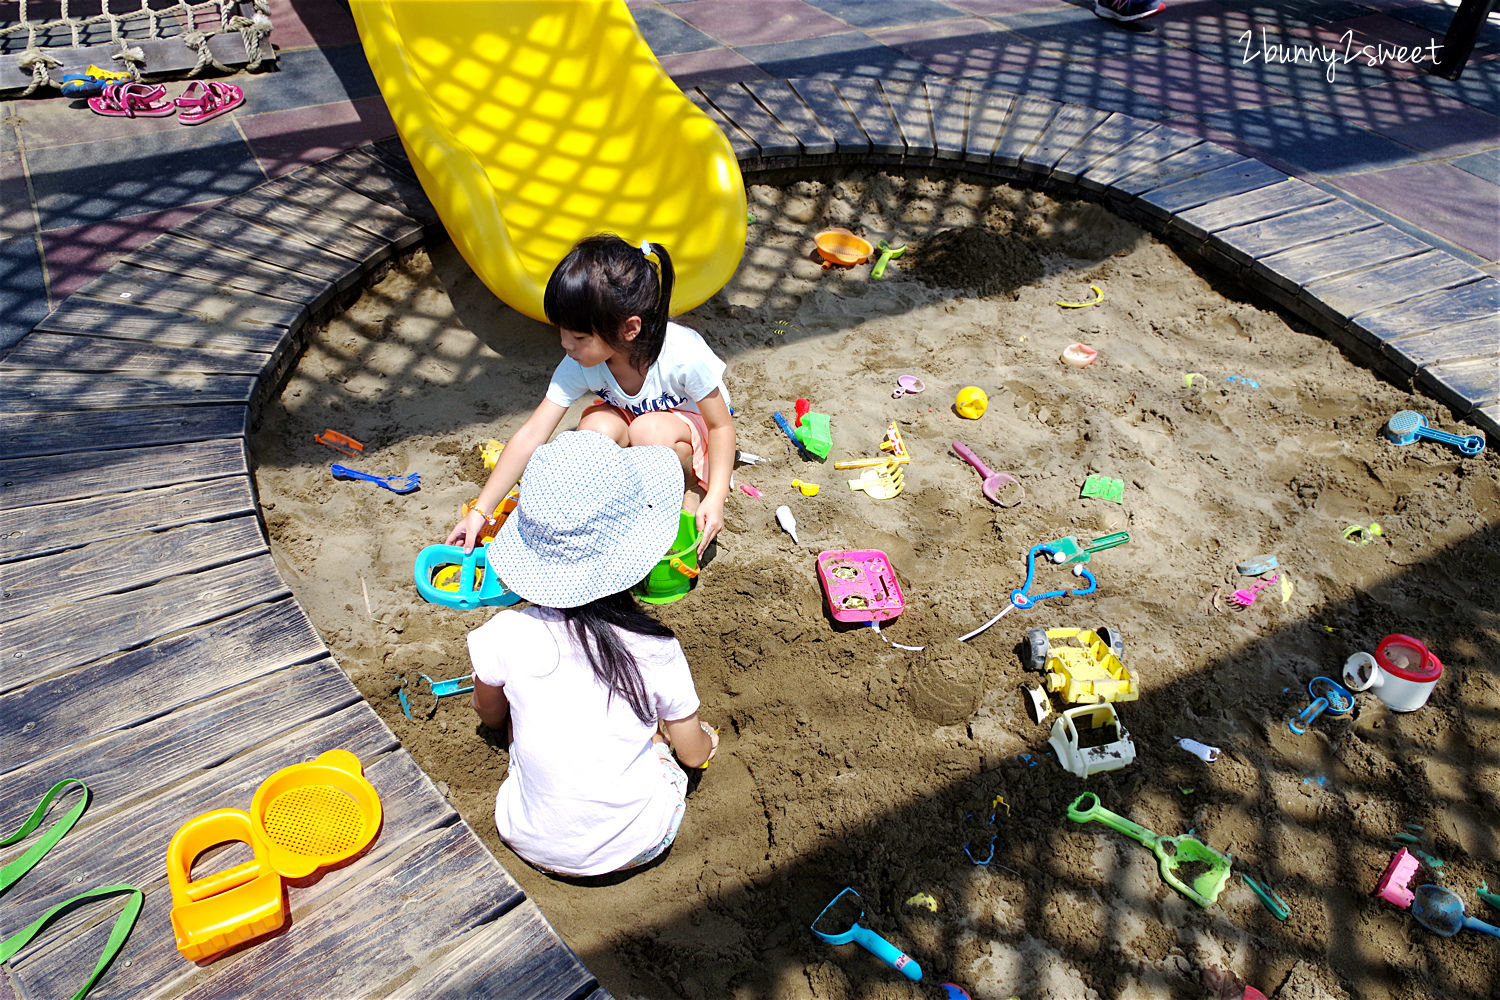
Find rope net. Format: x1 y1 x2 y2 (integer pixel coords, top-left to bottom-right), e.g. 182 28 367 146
1 0 273 96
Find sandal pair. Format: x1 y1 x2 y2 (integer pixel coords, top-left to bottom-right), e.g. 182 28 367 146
87 81 244 125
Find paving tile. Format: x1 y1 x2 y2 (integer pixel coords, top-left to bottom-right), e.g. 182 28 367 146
669 0 850 46
735 31 929 82
1213 0 1375 30
1414 63 1500 116
239 96 397 178
1452 149 1500 185
1190 102 1422 175
264 0 362 51
0 104 16 154
232 43 381 116
630 4 720 55
0 233 48 355
945 0 1060 14
1182 17 1429 96
1317 77 1499 158
801 0 971 30
1 145 32 240
39 204 208 303
996 5 1174 58
661 48 770 87
1388 1 1500 59
26 120 262 232
1093 42 1298 117
4 89 186 151
1332 161 1500 262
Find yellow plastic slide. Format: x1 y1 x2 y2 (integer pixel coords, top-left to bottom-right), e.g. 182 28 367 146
349 0 747 323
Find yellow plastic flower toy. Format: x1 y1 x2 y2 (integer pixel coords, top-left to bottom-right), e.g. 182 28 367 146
955 386 988 419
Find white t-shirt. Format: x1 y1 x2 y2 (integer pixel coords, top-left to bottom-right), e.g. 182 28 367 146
467 605 701 876
545 320 731 416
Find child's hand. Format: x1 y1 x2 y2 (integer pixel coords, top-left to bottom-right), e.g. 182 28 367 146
446 508 489 552
696 496 725 555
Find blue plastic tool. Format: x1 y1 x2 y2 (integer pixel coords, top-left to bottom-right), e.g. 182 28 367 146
1288 676 1354 735
1383 410 1484 456
398 673 475 719
330 464 421 493
812 888 922 982
957 542 1100 642
772 411 813 458
413 543 522 610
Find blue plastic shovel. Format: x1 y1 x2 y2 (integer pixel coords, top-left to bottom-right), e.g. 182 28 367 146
812 888 922 982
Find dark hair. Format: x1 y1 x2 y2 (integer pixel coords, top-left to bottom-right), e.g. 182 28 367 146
543 234 676 374
559 589 676 725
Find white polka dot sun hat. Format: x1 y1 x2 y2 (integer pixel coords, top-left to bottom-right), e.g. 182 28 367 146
485 430 684 608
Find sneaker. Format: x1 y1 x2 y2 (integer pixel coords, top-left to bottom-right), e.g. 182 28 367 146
1093 0 1165 21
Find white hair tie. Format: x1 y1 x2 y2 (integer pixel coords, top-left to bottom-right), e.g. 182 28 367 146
639 240 653 258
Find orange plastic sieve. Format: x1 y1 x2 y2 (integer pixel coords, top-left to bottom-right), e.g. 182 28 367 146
814 228 873 268
249 748 382 879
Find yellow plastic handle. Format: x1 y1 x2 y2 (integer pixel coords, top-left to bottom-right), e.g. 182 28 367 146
166 809 264 904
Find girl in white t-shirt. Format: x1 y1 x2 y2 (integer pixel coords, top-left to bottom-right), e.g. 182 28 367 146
449 234 736 558
468 431 718 877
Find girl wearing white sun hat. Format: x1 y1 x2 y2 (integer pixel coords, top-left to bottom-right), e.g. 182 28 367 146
467 430 717 877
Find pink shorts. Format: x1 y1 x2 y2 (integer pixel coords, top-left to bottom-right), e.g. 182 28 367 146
581 400 710 489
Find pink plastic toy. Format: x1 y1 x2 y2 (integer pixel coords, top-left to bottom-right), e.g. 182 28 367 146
817 550 905 623
1376 848 1420 909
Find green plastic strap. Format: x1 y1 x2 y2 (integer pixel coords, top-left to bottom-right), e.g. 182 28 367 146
0 779 89 895
0 884 144 1000
1 780 144 1000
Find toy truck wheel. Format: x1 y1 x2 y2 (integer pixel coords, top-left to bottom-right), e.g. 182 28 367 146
1096 626 1123 659
1026 629 1050 672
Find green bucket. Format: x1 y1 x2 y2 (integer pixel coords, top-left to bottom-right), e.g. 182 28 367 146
635 510 699 604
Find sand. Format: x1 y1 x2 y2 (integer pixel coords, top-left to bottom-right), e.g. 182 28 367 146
251 169 1500 1000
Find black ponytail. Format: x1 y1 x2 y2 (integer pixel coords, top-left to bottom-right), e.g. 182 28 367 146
543 234 675 374
559 590 676 725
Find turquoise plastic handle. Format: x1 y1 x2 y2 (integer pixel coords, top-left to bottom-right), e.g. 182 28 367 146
851 925 922 981
1463 915 1500 938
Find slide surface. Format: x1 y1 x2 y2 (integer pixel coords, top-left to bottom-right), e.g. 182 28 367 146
350 0 747 323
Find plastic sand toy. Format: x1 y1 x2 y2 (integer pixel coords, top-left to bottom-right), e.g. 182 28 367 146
814 228 873 268
1067 792 1232 907
1026 626 1137 704
811 888 922 981
871 239 906 278
398 673 475 720
954 386 988 419
1288 676 1354 734
413 544 523 610
1383 410 1484 456
1049 704 1137 778
1411 885 1500 938
817 549 905 623
847 459 904 499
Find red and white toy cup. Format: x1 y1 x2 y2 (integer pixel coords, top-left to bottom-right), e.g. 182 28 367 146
1342 635 1443 712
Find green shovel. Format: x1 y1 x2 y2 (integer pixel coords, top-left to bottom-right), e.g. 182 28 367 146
1067 792 1232 907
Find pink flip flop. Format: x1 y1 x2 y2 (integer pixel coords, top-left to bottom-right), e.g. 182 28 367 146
173 81 244 125
87 82 176 118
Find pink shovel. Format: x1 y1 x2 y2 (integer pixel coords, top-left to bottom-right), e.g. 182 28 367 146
953 441 1022 506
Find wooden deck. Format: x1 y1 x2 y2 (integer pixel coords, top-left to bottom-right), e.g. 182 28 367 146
2 78 1495 1000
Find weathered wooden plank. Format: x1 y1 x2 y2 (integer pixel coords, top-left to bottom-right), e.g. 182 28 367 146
1075 124 1201 192
1110 142 1248 199
0 29 258 98
7 745 456 1000
1171 178 1335 244
0 477 255 562
742 79 837 157
1418 357 1498 416
695 83 803 160
1351 279 1500 364
1253 225 1433 293
367 137 422 183
1 514 265 625
272 171 428 252
2 647 344 820
211 191 392 269
1141 159 1289 220
0 704 405 959
992 96 1062 170
0 439 247 510
124 233 334 309
684 87 762 162
74 264 307 331
171 824 522 1000
0 371 257 413
0 403 248 459
387 900 597 1000
0 553 287 690
879 79 936 160
833 78 905 157
1405 334 1500 409
962 89 1015 164
312 146 441 227
34 298 285 354
1212 201 1382 266
1050 111 1159 184
1301 251 1487 324
786 78 872 154
923 79 970 161
0 332 276 377
1017 103 1113 176
174 208 364 290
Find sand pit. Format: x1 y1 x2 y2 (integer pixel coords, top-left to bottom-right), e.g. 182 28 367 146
251 170 1500 1000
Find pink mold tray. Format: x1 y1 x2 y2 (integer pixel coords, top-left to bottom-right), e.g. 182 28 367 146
817 549 906 623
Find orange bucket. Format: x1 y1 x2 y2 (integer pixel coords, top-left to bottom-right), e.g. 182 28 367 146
814 228 873 268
